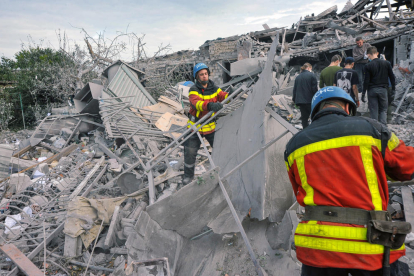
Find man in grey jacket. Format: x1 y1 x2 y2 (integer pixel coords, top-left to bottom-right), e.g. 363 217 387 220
292 63 318 128
353 37 371 93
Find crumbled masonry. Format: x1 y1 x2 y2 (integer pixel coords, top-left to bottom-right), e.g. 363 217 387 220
0 0 414 275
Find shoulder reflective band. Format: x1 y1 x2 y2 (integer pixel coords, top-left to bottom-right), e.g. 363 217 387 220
387 132 400 151
287 135 382 166
189 91 219 100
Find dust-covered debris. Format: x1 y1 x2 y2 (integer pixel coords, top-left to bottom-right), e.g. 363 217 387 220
0 1 414 275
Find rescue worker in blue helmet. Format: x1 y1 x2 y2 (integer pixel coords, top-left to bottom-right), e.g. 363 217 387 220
182 63 229 185
285 86 414 276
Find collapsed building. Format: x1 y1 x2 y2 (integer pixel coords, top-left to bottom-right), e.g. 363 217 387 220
0 0 413 275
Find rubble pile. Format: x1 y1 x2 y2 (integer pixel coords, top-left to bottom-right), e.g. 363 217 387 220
0 0 413 275
389 59 414 146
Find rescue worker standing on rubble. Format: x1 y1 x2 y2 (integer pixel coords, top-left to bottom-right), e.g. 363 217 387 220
284 86 414 276
182 63 228 185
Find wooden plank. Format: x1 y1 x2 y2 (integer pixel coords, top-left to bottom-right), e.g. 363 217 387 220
147 141 160 157
69 156 105 200
402 186 414 233
359 15 387 30
12 145 32 158
292 17 302 42
0 244 44 276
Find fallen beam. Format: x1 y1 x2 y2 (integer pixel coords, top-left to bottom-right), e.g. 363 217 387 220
0 244 44 276
6 223 64 276
12 145 32 158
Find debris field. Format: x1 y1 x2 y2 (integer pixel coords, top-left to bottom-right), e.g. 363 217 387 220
0 0 414 275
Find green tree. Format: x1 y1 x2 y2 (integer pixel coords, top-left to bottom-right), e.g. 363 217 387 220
1 47 83 129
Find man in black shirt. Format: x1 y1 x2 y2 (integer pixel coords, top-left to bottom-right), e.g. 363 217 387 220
334 57 360 107
363 46 396 125
292 63 318 128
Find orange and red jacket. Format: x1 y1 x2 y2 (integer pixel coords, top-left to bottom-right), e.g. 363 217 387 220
284 108 414 271
188 80 228 135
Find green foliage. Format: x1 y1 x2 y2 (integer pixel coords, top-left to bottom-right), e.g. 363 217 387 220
0 47 77 129
0 56 16 81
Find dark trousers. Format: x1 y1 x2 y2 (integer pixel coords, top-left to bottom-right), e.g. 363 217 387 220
298 104 312 128
387 87 395 124
183 132 215 178
302 260 409 276
354 63 366 93
368 87 388 125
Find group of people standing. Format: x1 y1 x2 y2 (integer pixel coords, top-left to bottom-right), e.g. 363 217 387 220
293 37 396 128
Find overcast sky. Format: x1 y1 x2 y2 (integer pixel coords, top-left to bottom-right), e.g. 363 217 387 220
1 0 349 60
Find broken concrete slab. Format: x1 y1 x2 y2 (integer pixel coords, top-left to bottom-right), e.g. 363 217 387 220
126 211 183 275
9 173 32 194
213 38 294 222
146 168 229 238
174 218 301 276
230 57 266 76
117 172 144 194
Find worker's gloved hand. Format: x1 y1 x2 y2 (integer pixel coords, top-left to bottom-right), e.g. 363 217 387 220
207 102 223 112
361 93 366 103
226 86 234 95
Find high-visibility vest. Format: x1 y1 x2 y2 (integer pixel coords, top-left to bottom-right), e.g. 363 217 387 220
188 82 228 135
284 108 414 270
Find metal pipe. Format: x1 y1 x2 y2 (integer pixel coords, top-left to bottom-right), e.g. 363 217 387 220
195 130 265 276
395 86 412 114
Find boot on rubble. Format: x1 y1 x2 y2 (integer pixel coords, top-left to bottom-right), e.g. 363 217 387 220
183 146 197 186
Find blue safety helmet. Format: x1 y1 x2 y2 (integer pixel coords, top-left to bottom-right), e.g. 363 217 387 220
310 86 357 120
193 63 210 79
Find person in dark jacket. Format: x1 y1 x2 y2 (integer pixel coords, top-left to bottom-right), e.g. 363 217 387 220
292 63 318 128
363 46 396 125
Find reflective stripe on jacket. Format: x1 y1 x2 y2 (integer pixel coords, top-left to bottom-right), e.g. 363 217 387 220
188 80 228 135
284 108 414 270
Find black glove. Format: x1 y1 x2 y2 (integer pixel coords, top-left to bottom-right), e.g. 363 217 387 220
361 93 366 103
207 102 223 112
226 86 234 95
